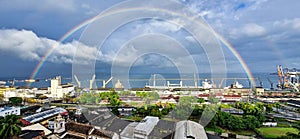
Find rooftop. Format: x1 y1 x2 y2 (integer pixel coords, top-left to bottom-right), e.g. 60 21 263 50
105 118 131 133
90 128 114 138
19 130 45 139
22 107 67 124
149 120 176 138
0 106 19 112
134 116 159 135
174 120 207 139
64 122 115 139
21 123 52 136
63 134 85 139
120 122 139 138
66 122 93 135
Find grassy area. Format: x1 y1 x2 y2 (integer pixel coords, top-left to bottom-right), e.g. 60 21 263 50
220 103 233 108
230 130 256 136
277 122 292 128
205 127 219 132
124 116 143 121
257 127 299 138
205 126 223 135
161 117 179 122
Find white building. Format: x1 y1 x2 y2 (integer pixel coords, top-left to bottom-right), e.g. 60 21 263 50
0 107 20 117
50 76 61 98
49 76 74 98
3 90 18 99
263 122 278 127
48 114 66 133
3 88 35 101
120 116 159 139
133 116 159 139
54 114 65 133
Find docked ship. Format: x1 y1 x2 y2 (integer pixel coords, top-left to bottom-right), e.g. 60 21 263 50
145 79 214 91
0 81 6 86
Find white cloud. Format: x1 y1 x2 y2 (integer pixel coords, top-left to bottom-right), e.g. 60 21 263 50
241 23 266 37
274 18 300 31
0 29 198 69
0 29 45 60
134 19 182 33
0 29 97 64
81 3 98 15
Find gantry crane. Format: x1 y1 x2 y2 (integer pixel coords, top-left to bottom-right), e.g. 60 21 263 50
102 77 113 88
74 75 81 88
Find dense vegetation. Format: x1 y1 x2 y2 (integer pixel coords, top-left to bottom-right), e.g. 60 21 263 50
0 114 22 138
77 91 120 106
136 91 160 102
76 91 300 138
77 91 121 115
8 97 22 106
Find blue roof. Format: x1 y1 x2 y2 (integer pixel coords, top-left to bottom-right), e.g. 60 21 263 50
22 107 66 123
0 107 19 112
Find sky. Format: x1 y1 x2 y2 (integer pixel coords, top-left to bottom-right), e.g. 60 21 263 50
0 0 300 79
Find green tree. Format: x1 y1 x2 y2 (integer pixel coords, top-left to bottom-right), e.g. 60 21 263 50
108 92 121 116
109 97 121 106
214 126 223 135
0 94 4 104
175 96 197 119
198 98 205 104
134 106 149 117
148 92 160 101
0 114 22 138
264 104 273 113
243 115 261 129
191 105 202 117
111 107 120 116
62 93 73 103
161 108 170 115
136 91 148 98
9 97 22 106
149 105 162 118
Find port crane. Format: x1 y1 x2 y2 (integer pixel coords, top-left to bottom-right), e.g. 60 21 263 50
277 65 284 89
73 74 97 89
102 77 113 88
257 77 263 87
74 75 81 88
267 77 274 90
89 74 96 89
276 65 300 91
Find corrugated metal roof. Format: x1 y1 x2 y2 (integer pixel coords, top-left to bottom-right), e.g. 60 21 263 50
134 116 159 135
174 120 207 139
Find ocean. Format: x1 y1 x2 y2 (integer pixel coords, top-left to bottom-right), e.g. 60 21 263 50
0 72 280 89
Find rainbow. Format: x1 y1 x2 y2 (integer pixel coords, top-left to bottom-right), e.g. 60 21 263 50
215 33 256 86
29 6 256 87
28 16 97 86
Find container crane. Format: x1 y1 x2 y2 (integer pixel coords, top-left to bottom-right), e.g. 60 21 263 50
267 77 274 90
257 77 263 87
277 65 284 89
89 74 96 89
102 77 113 88
74 75 81 88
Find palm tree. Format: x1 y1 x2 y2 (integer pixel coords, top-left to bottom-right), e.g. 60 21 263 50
0 114 22 139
